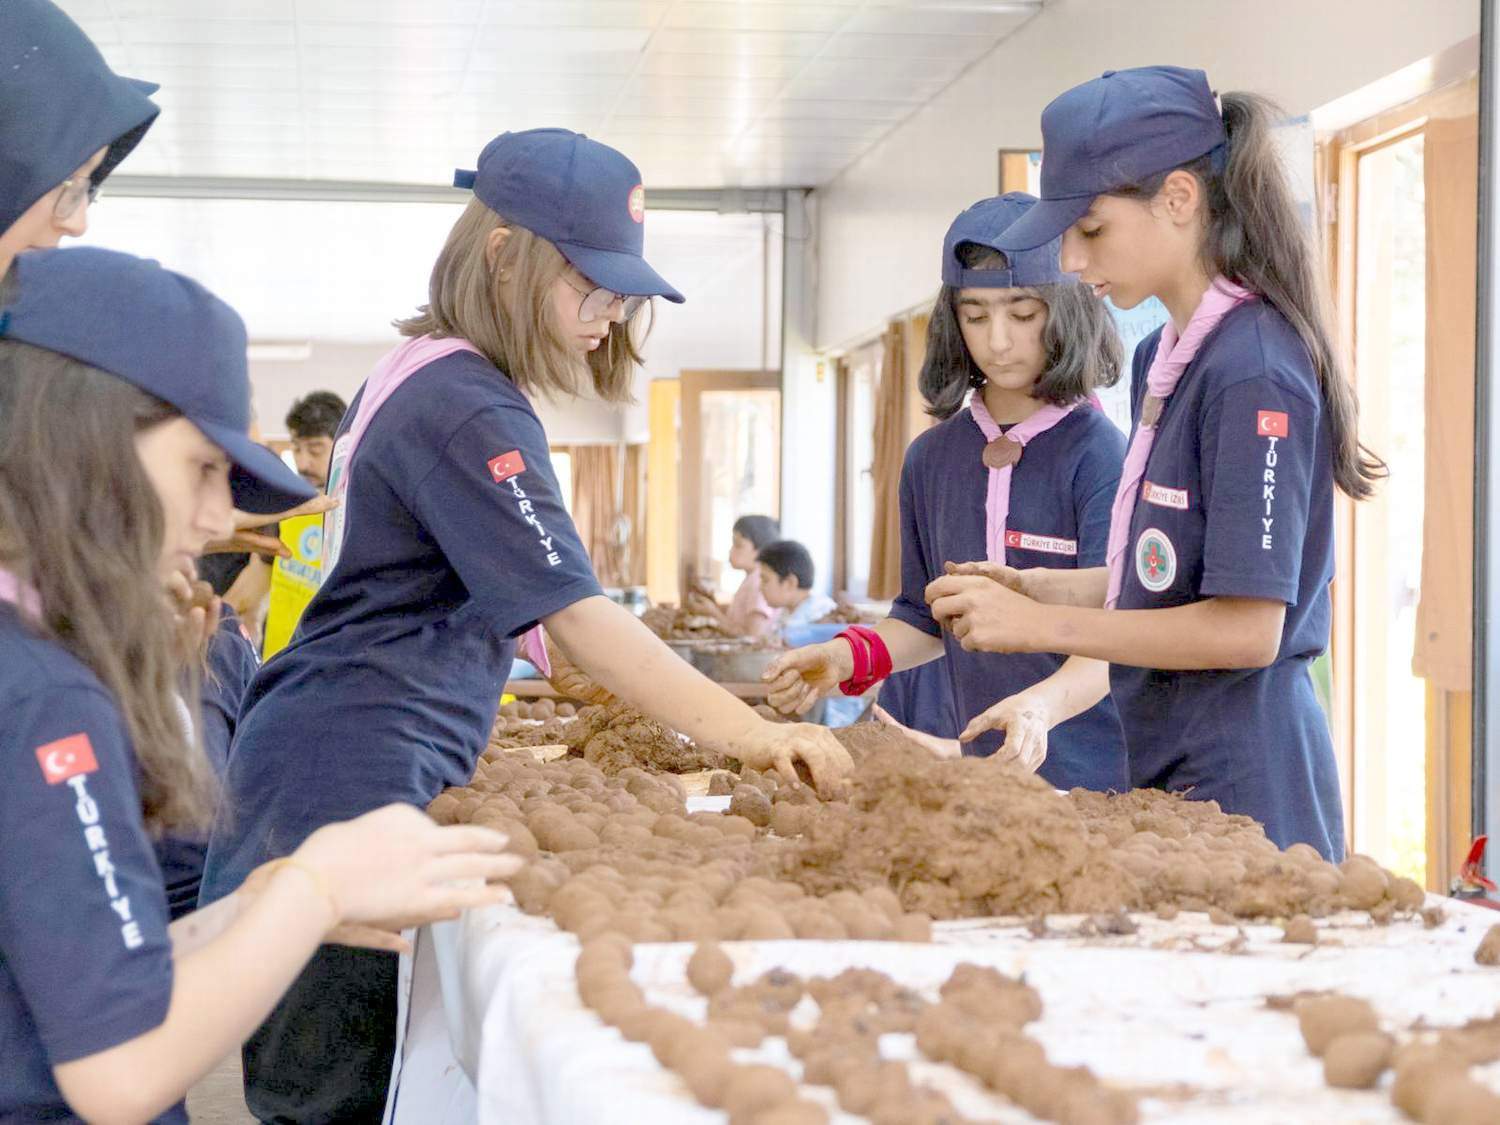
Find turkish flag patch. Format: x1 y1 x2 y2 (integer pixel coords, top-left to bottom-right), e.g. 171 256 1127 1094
487 450 526 484
1256 410 1289 438
35 733 99 785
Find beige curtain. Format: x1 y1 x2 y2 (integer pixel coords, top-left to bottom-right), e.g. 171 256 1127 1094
866 320 908 599
1411 113 1478 690
564 444 647 589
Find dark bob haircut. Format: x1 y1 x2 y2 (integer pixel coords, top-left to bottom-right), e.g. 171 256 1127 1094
918 243 1122 420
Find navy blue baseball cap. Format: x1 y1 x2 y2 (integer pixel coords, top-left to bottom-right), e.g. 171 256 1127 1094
0 0 160 236
0 248 315 515
454 129 684 304
995 66 1226 253
942 193 1067 289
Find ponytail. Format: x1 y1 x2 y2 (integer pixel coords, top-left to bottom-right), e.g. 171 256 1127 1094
1117 92 1385 499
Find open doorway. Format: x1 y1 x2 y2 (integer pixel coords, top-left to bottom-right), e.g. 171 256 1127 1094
1325 75 1479 889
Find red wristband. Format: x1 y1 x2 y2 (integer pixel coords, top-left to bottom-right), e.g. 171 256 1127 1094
838 626 892 695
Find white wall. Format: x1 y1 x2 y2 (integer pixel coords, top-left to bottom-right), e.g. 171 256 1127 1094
250 341 630 445
779 190 838 593
815 0 1482 350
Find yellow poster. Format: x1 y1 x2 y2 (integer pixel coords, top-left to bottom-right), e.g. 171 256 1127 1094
262 511 324 659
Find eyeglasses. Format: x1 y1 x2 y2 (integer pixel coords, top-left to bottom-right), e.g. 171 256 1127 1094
53 176 100 223
562 275 648 324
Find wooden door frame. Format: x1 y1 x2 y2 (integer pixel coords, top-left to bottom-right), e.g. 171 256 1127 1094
1322 75 1479 884
679 369 781 594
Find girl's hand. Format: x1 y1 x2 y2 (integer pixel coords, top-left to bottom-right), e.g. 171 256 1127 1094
682 589 723 619
762 639 855 716
237 864 411 953
959 693 1051 773
290 805 523 934
166 562 220 658
203 496 341 558
871 704 960 760
943 559 1052 601
735 721 854 797
924 574 1044 653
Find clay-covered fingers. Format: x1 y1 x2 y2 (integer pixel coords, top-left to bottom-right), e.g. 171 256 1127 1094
422 850 525 885
872 705 961 760
944 559 1027 592
232 494 338 528
783 724 855 797
764 670 822 717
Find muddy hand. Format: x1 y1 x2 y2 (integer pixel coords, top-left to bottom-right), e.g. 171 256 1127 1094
872 704 960 760
960 695 1050 773
762 639 853 717
925 573 1038 653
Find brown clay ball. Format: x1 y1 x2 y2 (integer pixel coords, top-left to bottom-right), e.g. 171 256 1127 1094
707 770 737 796
1474 923 1500 966
1294 995 1380 1057
687 941 735 997
1322 1030 1393 1089
1425 1078 1500 1125
729 784 774 828
1392 1043 1468 1120
754 1100 831 1125
721 1064 798 1121
1281 915 1317 945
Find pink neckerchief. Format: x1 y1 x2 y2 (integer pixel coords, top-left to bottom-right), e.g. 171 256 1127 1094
319 333 554 677
322 334 480 576
1104 278 1255 608
969 394 1081 563
0 566 41 617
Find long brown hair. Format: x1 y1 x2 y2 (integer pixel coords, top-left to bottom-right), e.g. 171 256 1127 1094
1112 92 1385 499
0 339 215 835
920 244 1122 419
396 198 646 402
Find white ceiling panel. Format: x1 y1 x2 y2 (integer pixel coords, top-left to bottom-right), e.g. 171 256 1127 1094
118 19 297 46
111 0 294 18
844 6 1035 37
53 0 1045 189
635 52 806 79
820 32 1003 60
298 0 483 20
663 3 850 33
479 2 670 29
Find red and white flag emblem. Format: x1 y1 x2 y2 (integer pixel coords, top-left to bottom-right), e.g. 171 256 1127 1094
487 451 526 484
35 733 99 785
1256 410 1289 438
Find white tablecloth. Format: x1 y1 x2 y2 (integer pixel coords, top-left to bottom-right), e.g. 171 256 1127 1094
398 889 1500 1124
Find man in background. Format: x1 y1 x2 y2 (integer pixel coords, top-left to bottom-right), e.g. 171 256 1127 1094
262 390 348 657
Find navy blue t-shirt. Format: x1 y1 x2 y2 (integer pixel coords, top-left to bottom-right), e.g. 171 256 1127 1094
1110 300 1345 860
0 606 184 1124
877 663 959 738
156 607 258 920
201 351 602 902
889 403 1129 791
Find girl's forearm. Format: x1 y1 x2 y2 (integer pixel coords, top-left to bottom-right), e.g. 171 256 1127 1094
546 596 761 753
1034 597 1285 670
167 891 244 956
874 617 947 673
1035 566 1109 608
1017 655 1112 725
56 868 332 1124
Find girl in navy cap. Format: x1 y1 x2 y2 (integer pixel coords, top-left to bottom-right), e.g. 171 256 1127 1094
201 128 853 1121
0 247 521 1125
929 68 1384 860
0 0 160 275
765 193 1129 793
